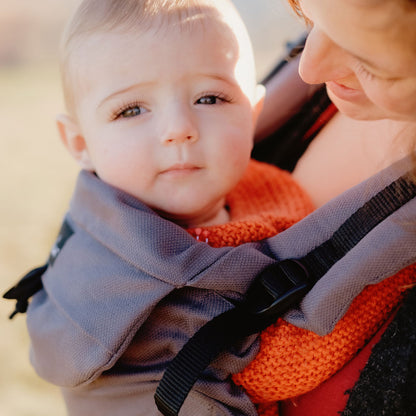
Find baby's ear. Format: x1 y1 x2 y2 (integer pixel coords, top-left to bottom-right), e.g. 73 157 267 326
252 84 266 123
56 114 94 171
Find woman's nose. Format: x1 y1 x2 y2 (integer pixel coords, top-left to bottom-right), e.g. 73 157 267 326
161 106 199 146
299 28 353 85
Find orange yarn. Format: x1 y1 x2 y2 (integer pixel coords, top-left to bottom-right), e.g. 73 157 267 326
187 160 314 247
232 264 416 413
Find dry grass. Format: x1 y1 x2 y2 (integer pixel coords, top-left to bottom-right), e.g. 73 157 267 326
0 63 77 416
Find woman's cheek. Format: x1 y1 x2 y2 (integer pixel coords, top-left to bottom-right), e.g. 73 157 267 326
364 78 416 120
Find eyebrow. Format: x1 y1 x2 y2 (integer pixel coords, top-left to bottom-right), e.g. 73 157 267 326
96 73 239 110
97 82 156 109
200 73 233 82
196 73 240 89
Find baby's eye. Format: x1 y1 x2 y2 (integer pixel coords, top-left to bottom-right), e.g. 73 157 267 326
119 106 145 118
196 93 232 105
111 103 148 121
196 95 220 105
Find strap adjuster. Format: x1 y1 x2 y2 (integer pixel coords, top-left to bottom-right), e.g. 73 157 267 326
243 259 310 328
154 259 311 416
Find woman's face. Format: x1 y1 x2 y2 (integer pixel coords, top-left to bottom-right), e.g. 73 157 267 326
297 0 416 121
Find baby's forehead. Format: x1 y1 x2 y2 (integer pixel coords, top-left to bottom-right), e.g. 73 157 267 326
69 9 243 70
67 11 240 76
61 0 255 112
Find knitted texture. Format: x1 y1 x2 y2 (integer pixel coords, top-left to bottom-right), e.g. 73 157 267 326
232 264 416 414
342 284 416 416
187 159 315 247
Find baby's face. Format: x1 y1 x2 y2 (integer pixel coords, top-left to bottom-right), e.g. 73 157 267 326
67 15 263 227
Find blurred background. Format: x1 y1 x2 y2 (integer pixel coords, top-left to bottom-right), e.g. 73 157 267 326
0 1 302 414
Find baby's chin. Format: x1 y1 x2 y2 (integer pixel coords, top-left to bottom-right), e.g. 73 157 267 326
156 205 230 229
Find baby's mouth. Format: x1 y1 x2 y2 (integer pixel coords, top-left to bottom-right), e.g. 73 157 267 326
160 163 201 177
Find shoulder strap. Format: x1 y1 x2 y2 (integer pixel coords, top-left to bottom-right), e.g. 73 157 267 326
154 172 416 416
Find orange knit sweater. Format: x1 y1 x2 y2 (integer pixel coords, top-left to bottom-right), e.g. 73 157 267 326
188 159 416 416
233 264 416 416
187 159 314 246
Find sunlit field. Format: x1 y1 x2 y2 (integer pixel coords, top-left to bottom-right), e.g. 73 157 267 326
0 63 75 416
0 2 302 415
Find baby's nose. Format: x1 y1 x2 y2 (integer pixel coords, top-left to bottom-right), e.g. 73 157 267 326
163 135 198 145
160 108 199 145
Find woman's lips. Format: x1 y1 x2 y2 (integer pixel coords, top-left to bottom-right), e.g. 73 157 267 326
326 81 363 101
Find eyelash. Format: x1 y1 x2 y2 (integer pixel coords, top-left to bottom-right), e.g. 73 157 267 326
355 62 377 81
110 93 232 121
111 101 145 121
196 92 232 105
355 62 399 84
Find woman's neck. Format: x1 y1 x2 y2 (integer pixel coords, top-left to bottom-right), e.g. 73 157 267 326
292 112 413 208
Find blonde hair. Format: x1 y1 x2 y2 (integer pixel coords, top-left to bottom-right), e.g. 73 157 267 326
60 0 255 114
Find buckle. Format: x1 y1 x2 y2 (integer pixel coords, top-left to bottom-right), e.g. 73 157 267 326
3 265 46 319
243 259 310 325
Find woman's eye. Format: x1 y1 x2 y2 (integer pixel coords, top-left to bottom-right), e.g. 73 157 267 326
356 63 376 81
356 63 400 84
196 95 221 105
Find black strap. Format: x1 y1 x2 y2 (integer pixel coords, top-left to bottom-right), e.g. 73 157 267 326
302 172 416 277
155 172 416 416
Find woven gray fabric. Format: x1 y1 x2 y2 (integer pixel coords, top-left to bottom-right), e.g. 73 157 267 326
28 170 271 415
272 155 416 334
26 156 415 415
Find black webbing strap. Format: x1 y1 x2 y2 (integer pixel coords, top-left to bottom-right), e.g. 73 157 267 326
302 172 416 277
154 172 416 416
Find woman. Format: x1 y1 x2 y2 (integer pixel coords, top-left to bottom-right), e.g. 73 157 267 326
232 0 416 414
257 0 416 207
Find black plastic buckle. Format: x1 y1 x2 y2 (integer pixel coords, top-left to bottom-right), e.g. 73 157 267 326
154 259 311 416
3 265 46 319
242 259 310 332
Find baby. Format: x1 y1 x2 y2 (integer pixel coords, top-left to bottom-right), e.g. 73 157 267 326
25 0 313 415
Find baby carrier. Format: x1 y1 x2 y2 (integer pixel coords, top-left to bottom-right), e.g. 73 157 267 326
4 38 416 416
